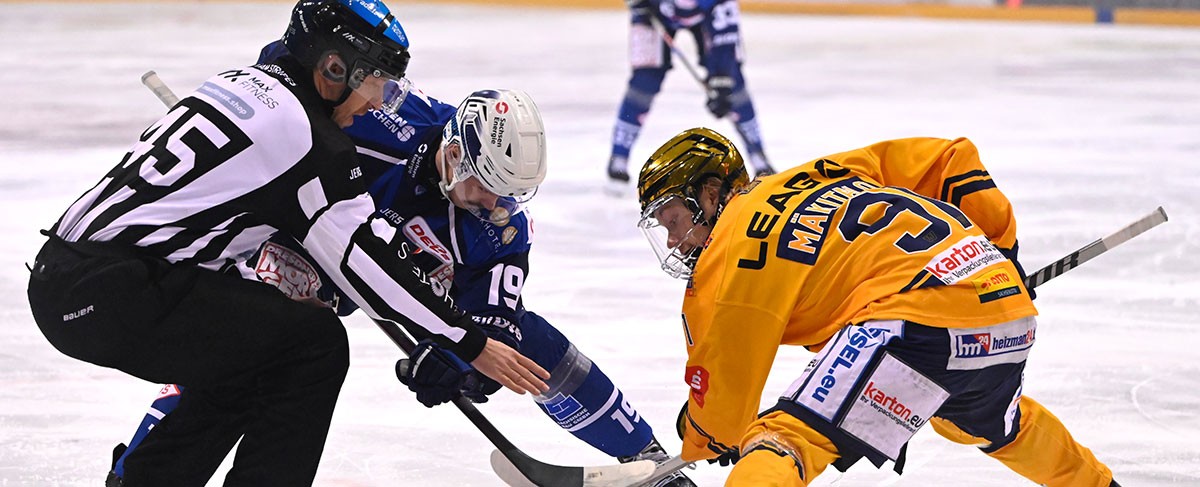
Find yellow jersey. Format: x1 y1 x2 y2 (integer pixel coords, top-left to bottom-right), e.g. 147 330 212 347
678 137 1037 461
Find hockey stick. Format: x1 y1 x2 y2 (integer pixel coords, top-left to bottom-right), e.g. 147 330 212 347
141 70 179 108
377 318 655 487
1023 206 1168 290
651 23 706 88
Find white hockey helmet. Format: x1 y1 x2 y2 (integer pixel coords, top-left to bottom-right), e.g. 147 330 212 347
440 89 547 201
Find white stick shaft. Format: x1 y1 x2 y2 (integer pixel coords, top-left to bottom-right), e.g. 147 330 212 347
141 70 180 108
1024 206 1168 289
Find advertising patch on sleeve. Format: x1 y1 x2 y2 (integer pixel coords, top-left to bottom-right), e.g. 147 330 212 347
838 353 949 461
156 384 183 400
255 241 322 301
402 216 454 265
686 366 710 408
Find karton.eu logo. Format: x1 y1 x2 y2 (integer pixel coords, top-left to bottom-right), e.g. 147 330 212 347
861 381 927 429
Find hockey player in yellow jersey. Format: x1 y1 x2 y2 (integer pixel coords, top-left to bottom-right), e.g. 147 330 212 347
635 128 1119 486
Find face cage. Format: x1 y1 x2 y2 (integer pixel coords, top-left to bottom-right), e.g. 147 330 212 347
346 59 411 115
638 194 705 279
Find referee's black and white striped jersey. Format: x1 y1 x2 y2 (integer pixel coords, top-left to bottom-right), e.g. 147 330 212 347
49 58 488 359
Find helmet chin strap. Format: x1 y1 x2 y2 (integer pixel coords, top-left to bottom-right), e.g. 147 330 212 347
436 146 460 200
689 179 728 227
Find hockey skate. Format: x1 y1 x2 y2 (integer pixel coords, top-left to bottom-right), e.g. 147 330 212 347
618 437 696 487
605 155 631 196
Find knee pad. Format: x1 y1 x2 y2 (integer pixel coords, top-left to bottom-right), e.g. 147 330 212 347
741 430 805 477
627 68 667 103
727 448 808 487
616 69 667 135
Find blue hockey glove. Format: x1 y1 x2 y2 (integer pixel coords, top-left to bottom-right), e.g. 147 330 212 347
705 76 735 118
396 340 489 407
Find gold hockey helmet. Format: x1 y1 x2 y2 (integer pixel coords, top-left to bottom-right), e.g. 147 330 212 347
636 128 749 278
637 127 749 221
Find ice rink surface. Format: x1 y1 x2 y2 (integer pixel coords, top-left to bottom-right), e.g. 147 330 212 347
2 2 1199 486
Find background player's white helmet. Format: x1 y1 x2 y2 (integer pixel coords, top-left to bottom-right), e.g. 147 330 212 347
440 89 547 201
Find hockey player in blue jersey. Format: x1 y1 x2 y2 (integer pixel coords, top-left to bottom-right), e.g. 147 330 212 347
357 93 693 487
607 0 774 186
108 68 694 487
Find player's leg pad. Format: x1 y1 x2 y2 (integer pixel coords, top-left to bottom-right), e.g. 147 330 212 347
520 311 655 458
725 410 840 487
610 68 667 163
619 68 667 122
984 396 1114 487
533 343 653 457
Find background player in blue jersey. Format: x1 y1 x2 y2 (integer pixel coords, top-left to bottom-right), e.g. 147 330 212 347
108 66 694 487
607 0 774 187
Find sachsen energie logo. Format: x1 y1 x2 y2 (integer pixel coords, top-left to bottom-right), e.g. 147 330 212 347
541 392 587 428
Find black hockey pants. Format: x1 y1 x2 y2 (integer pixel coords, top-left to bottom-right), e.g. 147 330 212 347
27 237 349 487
